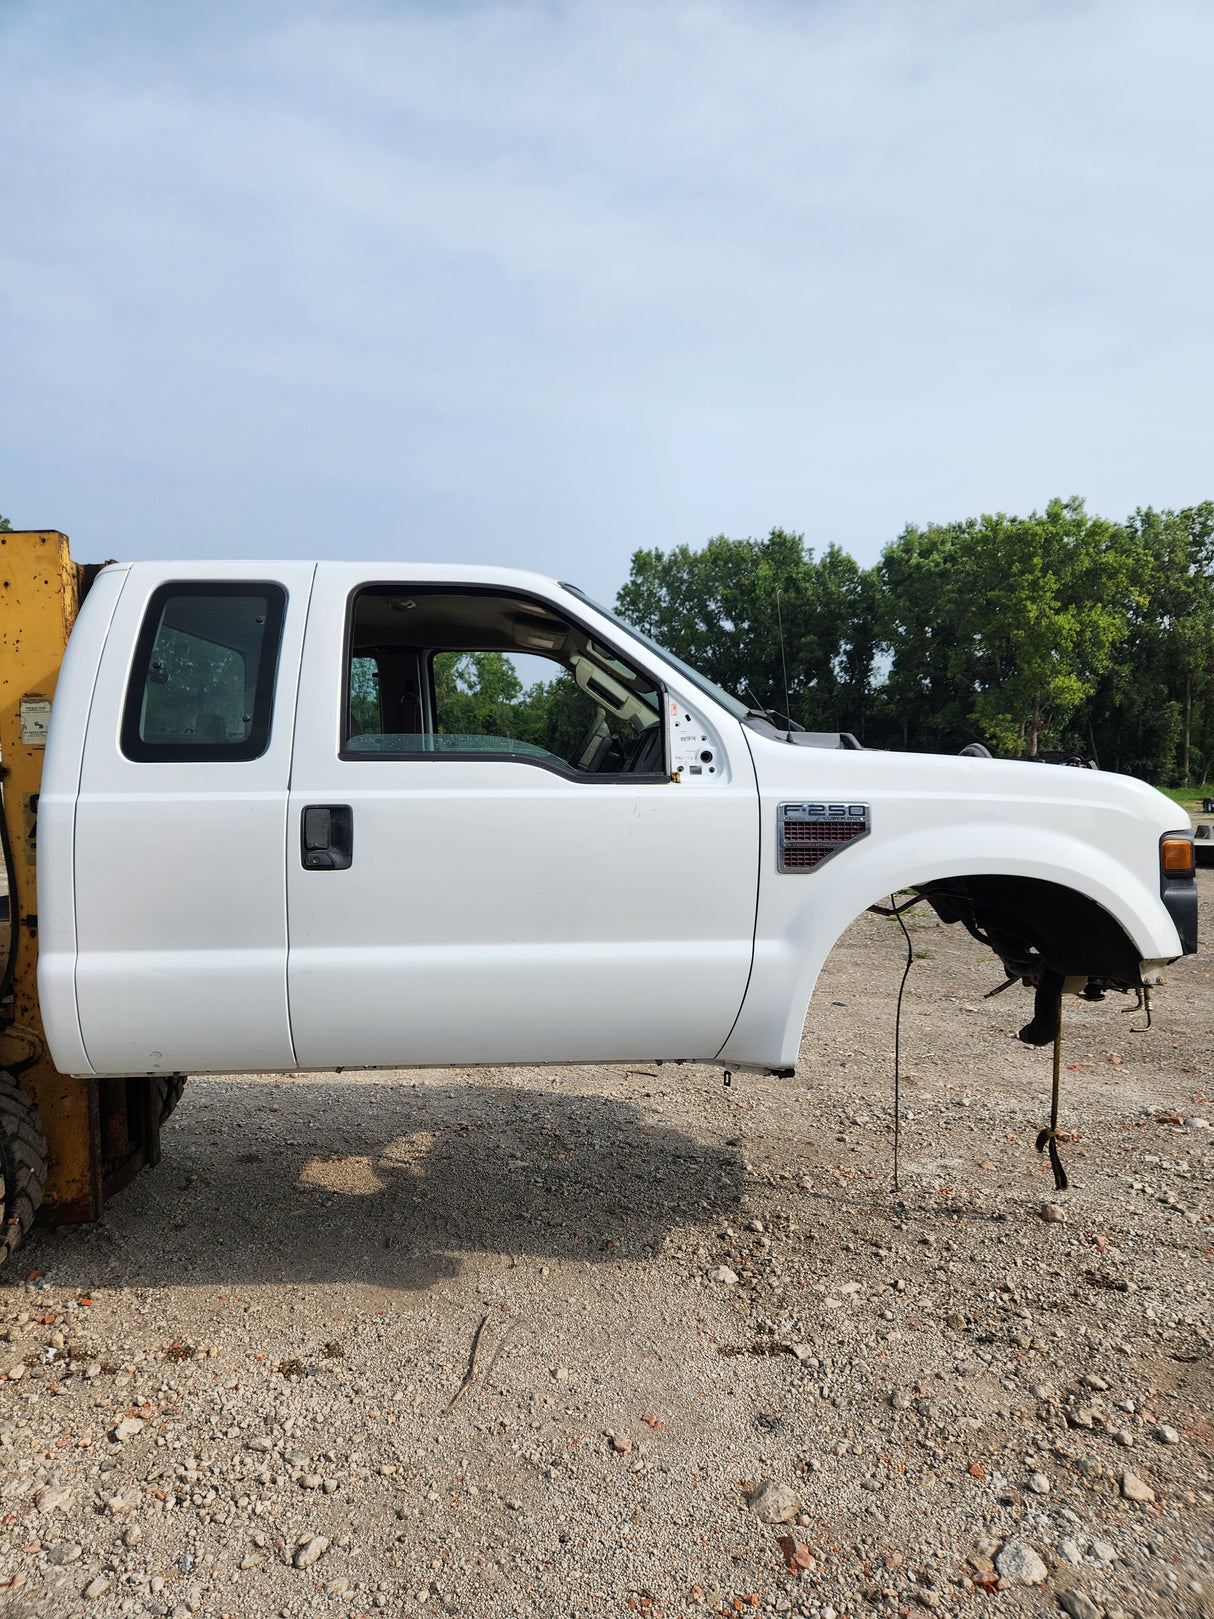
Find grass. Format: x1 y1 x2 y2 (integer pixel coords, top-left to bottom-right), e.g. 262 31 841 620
1157 783 1214 810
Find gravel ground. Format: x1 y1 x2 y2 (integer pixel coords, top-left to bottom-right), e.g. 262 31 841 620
1 878 1212 1619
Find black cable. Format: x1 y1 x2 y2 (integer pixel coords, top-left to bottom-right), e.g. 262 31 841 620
0 767 18 1015
1034 993 1069 1191
984 973 1019 998
890 893 915 1194
868 896 925 918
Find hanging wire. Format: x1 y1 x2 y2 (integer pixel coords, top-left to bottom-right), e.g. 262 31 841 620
0 765 19 1014
1034 990 1070 1191
890 893 916 1193
868 895 924 918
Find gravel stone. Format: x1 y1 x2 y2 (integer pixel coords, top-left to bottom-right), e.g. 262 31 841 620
748 1480 801 1523
1058 1591 1104 1619
995 1540 1048 1584
34 1484 73 1513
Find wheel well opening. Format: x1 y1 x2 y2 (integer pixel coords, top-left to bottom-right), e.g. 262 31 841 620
912 875 1142 989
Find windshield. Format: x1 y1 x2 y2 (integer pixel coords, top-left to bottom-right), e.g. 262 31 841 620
560 584 750 720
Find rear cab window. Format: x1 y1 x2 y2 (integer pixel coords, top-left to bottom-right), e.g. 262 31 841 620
120 583 287 762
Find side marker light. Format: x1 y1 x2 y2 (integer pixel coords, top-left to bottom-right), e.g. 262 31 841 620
1161 837 1194 875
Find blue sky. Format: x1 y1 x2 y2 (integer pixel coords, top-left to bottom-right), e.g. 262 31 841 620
2 0 1212 601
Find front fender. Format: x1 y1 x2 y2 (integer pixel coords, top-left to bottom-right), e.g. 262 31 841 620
718 822 1182 1071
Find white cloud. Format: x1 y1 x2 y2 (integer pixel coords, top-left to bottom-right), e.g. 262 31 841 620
1 0 1212 592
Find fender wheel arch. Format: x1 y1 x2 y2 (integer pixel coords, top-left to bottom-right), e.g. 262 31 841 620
914 874 1143 986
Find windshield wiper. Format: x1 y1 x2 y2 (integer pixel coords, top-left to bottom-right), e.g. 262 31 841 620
742 684 775 723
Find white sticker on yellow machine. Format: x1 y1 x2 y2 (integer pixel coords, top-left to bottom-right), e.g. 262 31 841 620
19 696 51 746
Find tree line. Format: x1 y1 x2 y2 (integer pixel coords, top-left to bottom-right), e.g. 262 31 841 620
7 503 1209 782
615 497 1214 784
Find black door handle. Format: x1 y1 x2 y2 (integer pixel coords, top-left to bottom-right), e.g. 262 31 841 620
301 804 353 870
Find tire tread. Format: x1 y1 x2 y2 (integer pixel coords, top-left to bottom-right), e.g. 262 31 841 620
0 1072 48 1268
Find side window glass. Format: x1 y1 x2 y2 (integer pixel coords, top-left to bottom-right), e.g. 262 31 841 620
343 588 664 776
121 583 286 762
431 651 603 760
348 656 381 738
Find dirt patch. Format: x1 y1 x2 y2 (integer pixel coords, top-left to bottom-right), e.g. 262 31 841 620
2 876 1212 1618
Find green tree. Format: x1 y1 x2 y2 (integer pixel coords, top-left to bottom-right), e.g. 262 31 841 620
616 528 880 734
513 669 599 758
616 529 805 702
880 500 1140 757
1085 504 1214 782
433 651 525 736
1134 504 1214 783
611 497 1213 778
349 656 381 733
433 652 602 757
877 520 985 750
964 499 1139 757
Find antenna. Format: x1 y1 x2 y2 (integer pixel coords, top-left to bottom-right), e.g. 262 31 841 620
775 589 792 729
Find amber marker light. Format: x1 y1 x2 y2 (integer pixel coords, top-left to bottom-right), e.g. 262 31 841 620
1161 837 1195 875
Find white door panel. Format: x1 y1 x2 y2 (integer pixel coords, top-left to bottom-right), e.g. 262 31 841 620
73 563 314 1075
74 792 295 1073
286 565 759 1068
287 768 757 1065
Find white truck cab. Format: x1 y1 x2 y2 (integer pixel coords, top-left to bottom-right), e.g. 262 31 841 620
35 560 1197 1083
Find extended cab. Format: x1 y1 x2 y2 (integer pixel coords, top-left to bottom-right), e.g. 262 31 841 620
33 560 1197 1083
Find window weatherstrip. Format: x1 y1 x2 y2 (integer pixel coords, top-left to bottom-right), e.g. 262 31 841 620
119 581 287 764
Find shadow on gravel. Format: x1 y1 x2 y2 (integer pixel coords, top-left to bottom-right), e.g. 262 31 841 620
22 1078 743 1294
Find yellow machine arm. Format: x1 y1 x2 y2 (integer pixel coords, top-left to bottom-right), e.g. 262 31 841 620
0 530 161 1245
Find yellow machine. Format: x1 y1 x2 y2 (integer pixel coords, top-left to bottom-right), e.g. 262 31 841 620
0 530 164 1261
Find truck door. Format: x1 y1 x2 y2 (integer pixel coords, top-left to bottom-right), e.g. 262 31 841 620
285 568 760 1068
72 564 315 1074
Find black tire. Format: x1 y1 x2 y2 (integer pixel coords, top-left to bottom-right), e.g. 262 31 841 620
0 1071 48 1268
155 1074 188 1127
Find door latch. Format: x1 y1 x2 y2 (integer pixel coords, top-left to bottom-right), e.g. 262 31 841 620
301 805 353 870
